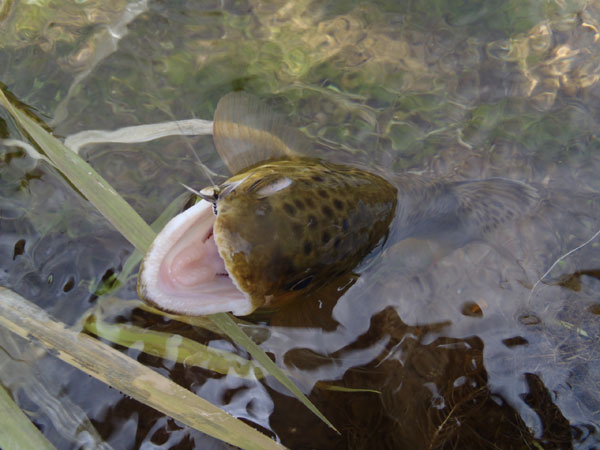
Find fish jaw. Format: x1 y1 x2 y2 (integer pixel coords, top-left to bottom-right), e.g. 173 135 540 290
137 200 255 316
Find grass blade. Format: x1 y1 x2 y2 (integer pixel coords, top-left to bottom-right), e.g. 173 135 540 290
0 334 113 450
0 87 336 432
84 316 265 379
209 313 339 432
0 287 284 450
0 385 57 450
93 193 191 297
0 89 155 252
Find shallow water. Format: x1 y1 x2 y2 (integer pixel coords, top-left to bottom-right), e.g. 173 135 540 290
1 0 600 449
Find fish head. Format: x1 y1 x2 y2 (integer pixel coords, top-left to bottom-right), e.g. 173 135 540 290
213 159 397 311
137 92 397 316
138 158 397 316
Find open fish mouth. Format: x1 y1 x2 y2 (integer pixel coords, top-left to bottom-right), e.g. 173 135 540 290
137 200 253 316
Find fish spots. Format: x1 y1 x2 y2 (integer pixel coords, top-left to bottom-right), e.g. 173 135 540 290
321 205 333 218
272 255 296 278
334 237 341 249
304 241 312 255
283 203 296 216
207 157 398 309
292 223 304 238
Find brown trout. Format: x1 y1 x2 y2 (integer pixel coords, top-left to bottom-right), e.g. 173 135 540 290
137 92 537 316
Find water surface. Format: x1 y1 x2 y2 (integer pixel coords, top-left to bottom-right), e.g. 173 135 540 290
1 0 599 448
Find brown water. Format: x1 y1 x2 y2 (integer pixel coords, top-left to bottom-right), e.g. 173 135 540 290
1 0 600 448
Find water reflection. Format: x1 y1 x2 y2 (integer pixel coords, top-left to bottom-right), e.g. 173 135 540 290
244 145 600 448
1 0 600 448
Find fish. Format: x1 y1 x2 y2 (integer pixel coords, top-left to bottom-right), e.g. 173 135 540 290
137 92 538 316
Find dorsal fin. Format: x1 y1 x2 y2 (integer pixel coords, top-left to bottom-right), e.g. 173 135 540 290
213 92 309 174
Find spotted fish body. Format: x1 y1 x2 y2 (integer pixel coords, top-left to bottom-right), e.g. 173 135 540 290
214 159 397 311
137 92 538 316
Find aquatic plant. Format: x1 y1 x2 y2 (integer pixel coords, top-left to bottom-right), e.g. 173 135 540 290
0 88 335 449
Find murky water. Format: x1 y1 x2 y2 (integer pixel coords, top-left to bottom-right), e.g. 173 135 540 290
1 0 599 448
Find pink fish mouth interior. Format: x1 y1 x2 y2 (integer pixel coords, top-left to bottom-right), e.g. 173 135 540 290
138 200 252 316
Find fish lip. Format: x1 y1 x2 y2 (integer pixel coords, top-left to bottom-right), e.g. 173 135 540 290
137 199 255 316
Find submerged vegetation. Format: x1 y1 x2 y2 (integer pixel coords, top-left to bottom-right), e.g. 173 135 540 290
1 0 599 448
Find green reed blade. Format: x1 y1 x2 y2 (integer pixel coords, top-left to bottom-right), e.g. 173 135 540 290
0 89 155 253
209 312 339 432
0 384 57 450
0 287 284 450
84 316 265 379
0 87 335 433
93 192 191 297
